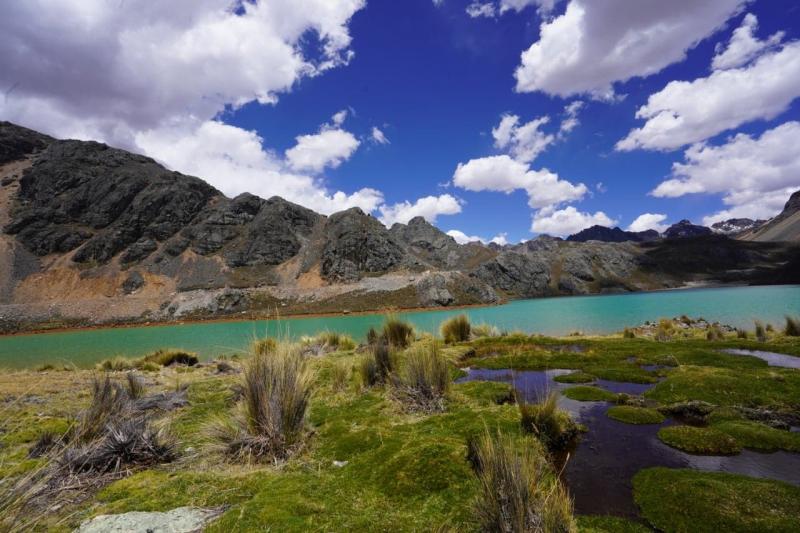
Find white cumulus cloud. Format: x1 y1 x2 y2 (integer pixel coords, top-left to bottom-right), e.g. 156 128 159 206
492 115 555 163
712 13 784 71
618 18 800 152
446 230 509 245
531 206 616 236
378 194 463 226
514 0 747 99
627 213 668 233
286 128 360 173
371 126 390 145
651 121 800 224
452 155 587 210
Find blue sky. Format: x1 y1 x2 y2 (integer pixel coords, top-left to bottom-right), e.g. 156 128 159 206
2 0 800 242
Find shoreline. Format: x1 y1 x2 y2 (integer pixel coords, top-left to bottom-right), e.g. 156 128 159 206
0 280 782 339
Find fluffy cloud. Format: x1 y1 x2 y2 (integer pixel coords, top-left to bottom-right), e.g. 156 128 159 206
0 0 378 213
558 101 584 136
514 0 747 98
711 13 784 71
651 121 800 223
371 126 390 145
378 194 462 226
452 155 587 209
500 0 557 15
136 120 383 215
531 206 616 236
466 2 496 18
446 230 509 245
492 115 554 163
286 128 360 173
618 17 800 152
627 213 668 233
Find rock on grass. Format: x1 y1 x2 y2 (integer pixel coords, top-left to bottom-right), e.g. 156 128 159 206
76 507 223 533
634 468 800 533
657 425 741 455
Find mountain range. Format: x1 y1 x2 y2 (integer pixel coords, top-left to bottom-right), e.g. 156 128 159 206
1 121 799 333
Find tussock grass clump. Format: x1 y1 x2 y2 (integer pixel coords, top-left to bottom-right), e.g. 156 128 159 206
125 372 145 399
211 342 313 463
655 319 674 342
736 328 748 339
359 342 394 387
623 328 635 339
97 356 136 372
252 337 278 356
382 315 414 348
471 431 576 533
755 320 767 342
74 375 131 443
785 316 800 337
472 323 501 338
28 432 60 458
706 325 724 341
302 331 357 355
441 314 471 344
391 343 450 413
143 349 198 367
331 360 351 392
518 391 579 450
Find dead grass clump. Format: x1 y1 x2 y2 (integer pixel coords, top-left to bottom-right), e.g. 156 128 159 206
252 337 278 356
655 319 674 342
755 320 767 342
331 360 351 392
441 315 471 344
391 343 450 413
125 372 146 399
472 323 501 338
210 342 313 463
471 431 576 533
736 328 748 339
359 342 394 387
706 325 724 341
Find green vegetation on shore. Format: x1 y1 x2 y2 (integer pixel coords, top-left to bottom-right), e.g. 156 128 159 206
2 314 799 531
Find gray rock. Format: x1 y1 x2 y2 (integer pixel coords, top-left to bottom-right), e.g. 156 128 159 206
122 271 145 294
75 506 223 533
416 274 454 306
472 251 551 297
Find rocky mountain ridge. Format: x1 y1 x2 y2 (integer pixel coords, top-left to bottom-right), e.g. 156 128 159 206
1 121 799 333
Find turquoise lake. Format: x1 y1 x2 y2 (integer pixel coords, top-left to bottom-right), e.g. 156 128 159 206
2 284 799 369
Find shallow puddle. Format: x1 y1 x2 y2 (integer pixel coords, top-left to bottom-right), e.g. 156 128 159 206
722 349 800 369
457 368 800 517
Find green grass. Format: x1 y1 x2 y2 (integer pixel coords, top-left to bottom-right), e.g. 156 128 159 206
577 515 651 532
562 386 619 402
714 420 800 452
634 468 800 533
606 406 665 425
554 371 596 384
657 426 741 455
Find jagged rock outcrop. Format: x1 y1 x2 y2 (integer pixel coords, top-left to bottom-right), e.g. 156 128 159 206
663 219 712 239
711 218 764 236
321 208 406 282
0 122 52 165
389 216 495 269
567 225 659 243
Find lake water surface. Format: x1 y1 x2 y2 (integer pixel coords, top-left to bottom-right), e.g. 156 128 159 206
1 284 799 368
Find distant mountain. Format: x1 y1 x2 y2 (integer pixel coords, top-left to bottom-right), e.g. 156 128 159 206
567 225 660 243
711 218 765 236
739 190 800 243
664 220 712 239
2 121 799 333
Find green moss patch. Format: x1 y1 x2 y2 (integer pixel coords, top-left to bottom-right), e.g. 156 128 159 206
657 426 741 455
554 371 596 384
606 406 665 425
634 468 800 533
715 420 800 452
562 386 618 402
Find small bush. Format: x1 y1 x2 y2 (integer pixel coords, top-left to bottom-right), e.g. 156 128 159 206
518 391 578 450
251 337 277 356
785 316 800 337
382 315 414 348
755 320 767 342
125 372 145 399
471 431 576 533
706 325 724 341
391 343 450 413
440 315 471 344
211 342 312 462
623 328 635 339
143 349 198 367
